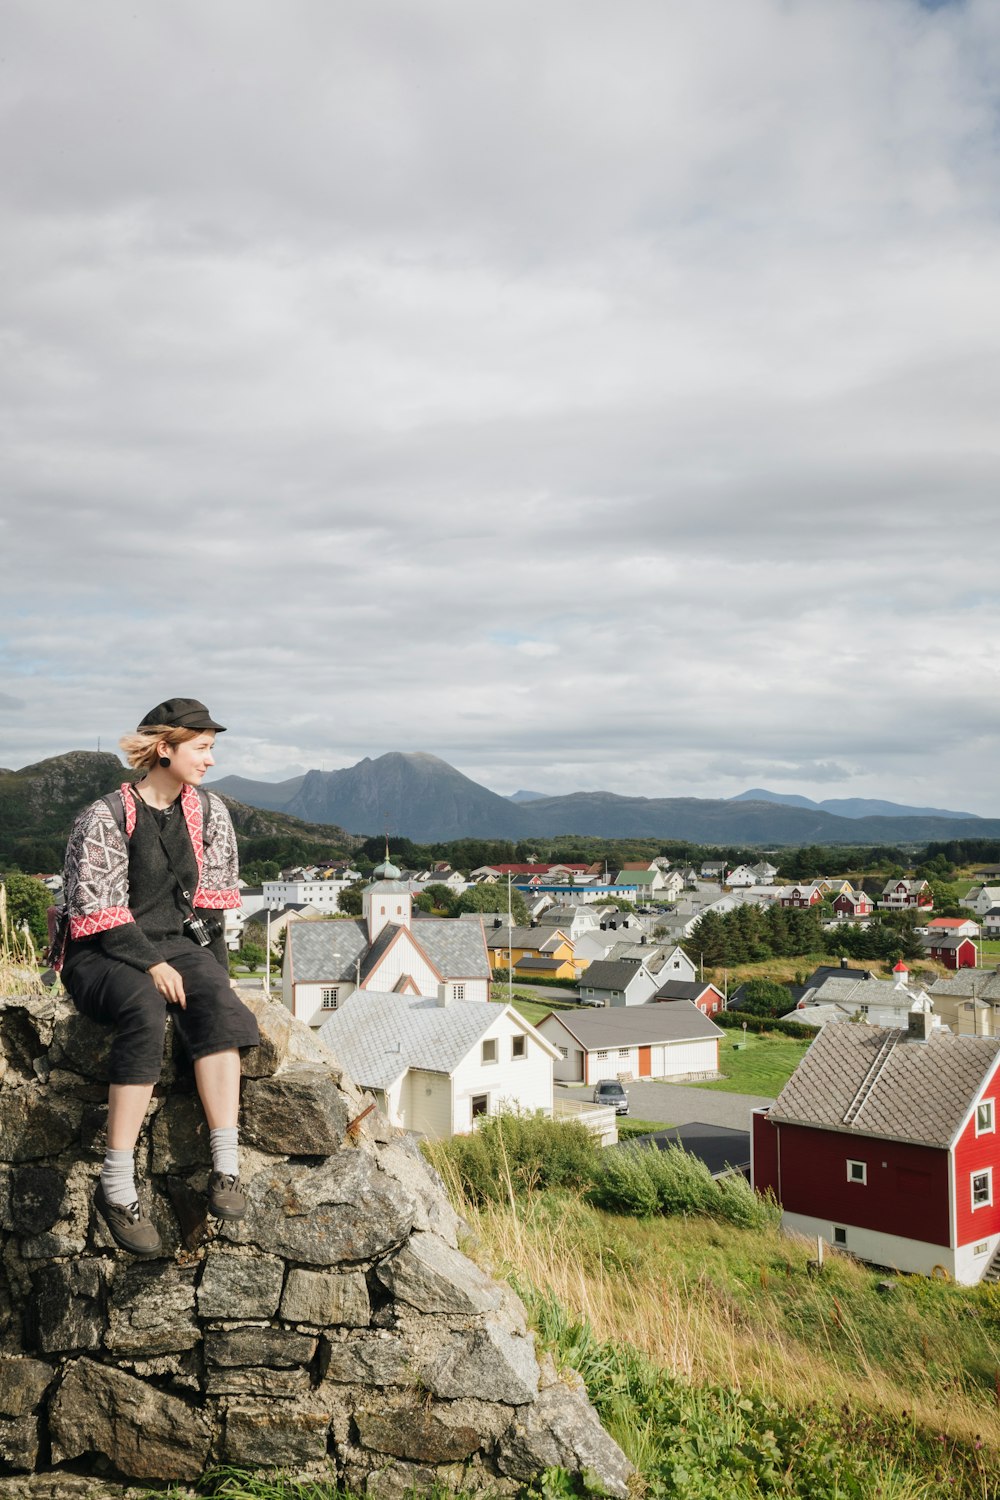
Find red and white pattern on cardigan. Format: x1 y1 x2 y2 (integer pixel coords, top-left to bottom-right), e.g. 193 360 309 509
61 783 240 959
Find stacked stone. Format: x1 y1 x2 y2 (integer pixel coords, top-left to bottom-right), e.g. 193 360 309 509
0 990 630 1498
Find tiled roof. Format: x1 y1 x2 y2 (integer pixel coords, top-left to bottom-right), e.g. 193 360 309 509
653 979 716 1001
579 960 648 992
359 924 404 983
483 924 568 950
543 1000 722 1048
319 993 519 1090
411 918 491 978
929 970 1000 1000
767 1023 1000 1147
288 920 368 983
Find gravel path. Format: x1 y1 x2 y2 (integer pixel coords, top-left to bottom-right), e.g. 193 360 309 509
557 1078 773 1130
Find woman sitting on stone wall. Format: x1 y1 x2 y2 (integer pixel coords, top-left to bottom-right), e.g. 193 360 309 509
54 697 259 1257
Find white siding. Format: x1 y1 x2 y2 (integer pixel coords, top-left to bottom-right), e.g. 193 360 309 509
289 979 358 1028
364 933 440 995
451 1014 553 1132
780 1210 988 1286
407 1069 454 1140
660 1038 718 1078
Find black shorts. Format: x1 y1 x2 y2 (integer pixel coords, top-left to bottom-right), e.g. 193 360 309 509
63 941 260 1086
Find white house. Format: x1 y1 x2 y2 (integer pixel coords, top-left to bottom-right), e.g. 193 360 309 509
963 886 1000 918
537 1001 722 1085
577 960 659 1007
263 875 359 914
318 992 558 1139
786 963 939 1030
282 881 491 1028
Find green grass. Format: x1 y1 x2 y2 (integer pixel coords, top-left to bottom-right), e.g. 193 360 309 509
689 1031 812 1096
507 993 578 1025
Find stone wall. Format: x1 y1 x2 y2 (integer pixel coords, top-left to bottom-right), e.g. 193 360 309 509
0 990 630 1497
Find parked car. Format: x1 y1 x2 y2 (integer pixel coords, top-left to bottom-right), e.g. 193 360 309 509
593 1079 629 1115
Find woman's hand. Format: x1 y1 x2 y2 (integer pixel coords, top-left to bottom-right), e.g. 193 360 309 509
148 962 187 1008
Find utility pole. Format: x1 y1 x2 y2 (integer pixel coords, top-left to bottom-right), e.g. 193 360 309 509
508 873 513 1008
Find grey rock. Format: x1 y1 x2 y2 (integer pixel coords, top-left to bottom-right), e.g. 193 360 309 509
376 1231 501 1317
205 1366 311 1397
197 1248 285 1320
49 1358 211 1481
0 1090 80 1163
0 1356 54 1415
0 1414 39 1472
358 1458 451 1500
223 1400 331 1468
105 1263 199 1356
205 1326 317 1368
355 1405 481 1463
241 1066 348 1156
229 1153 415 1266
320 1332 411 1388
238 991 339 1079
422 1322 538 1406
497 1382 633 1498
149 1092 209 1174
375 1138 463 1247
0 997 57 1076
10 1167 65 1236
281 1268 370 1327
31 1260 108 1355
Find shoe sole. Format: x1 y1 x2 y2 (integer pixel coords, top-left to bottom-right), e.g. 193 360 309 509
208 1202 247 1221
94 1190 163 1258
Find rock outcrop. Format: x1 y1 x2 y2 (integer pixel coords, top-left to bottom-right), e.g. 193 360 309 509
0 989 631 1496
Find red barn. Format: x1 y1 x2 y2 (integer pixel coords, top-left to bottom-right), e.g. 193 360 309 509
752 1017 1000 1284
924 935 978 971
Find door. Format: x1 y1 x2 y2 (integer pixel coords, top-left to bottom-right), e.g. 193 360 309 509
638 1046 651 1078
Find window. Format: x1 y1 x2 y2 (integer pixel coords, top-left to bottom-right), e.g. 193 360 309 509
512 1034 526 1060
596 1050 609 1060
975 1241 990 1256
847 1160 867 1185
977 1100 995 1136
321 988 339 1010
481 1038 498 1065
557 1045 568 1059
471 1094 488 1119
453 984 465 1001
833 1227 847 1246
972 1170 992 1209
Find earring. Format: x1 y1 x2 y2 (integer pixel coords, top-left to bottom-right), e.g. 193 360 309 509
158 755 171 768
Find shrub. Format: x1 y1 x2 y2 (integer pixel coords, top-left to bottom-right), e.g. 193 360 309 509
424 1111 599 1204
588 1144 780 1231
716 1011 815 1040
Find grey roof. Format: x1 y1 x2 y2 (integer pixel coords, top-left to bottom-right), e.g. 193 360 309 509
653 979 718 1002
319 993 525 1090
922 934 975 950
929 969 1000 1000
415 919 491 978
622 1123 750 1176
535 904 591 924
767 1022 1000 1147
542 1000 722 1048
288 920 369 983
483 924 567 950
515 956 565 971
579 960 648 992
288 914 489 986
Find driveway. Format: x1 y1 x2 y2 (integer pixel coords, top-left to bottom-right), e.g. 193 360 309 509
556 1078 773 1131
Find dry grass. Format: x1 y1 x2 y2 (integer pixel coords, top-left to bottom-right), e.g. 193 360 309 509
0 882 46 995
452 1177 1000 1452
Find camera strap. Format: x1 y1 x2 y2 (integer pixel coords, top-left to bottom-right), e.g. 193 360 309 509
133 792 199 919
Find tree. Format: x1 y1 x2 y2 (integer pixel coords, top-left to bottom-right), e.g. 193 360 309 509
738 979 793 1018
454 884 529 925
236 941 265 973
422 883 458 914
337 881 366 917
1 874 51 948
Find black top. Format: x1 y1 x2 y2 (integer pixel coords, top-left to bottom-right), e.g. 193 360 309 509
65 794 227 972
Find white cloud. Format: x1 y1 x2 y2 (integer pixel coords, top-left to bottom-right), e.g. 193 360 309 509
1 0 999 816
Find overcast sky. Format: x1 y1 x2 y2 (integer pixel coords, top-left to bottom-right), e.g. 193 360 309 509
2 0 999 814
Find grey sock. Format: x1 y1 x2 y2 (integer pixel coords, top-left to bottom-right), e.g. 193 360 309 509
101 1148 137 1207
209 1127 239 1177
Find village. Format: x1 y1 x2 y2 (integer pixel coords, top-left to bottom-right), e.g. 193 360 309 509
57 841 990 1292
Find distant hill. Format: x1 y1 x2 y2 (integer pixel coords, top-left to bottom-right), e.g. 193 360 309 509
731 787 978 820
209 752 1000 846
507 789 549 803
0 752 358 870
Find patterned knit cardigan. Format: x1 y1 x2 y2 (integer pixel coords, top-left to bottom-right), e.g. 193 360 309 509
56 783 241 968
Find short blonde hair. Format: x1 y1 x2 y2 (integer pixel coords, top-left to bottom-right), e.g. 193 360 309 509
118 724 213 773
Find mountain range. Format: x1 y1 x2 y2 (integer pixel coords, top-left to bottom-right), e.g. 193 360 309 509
209 751 1000 846
730 788 978 820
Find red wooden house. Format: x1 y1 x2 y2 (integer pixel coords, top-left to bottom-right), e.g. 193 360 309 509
752 1016 1000 1284
833 890 873 919
879 878 933 911
652 979 726 1016
923 935 978 971
780 884 824 910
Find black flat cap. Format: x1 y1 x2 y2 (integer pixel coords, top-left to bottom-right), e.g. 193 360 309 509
137 698 227 732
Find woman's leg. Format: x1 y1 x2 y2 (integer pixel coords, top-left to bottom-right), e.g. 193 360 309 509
106 1083 157 1150
192 1048 241 1129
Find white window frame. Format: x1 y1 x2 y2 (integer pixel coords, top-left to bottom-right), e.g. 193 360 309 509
481 1037 498 1065
972 1169 993 1210
975 1241 990 1256
453 983 465 1001
471 1093 488 1119
596 1049 609 1060
976 1099 995 1137
847 1159 867 1185
321 987 339 1010
833 1226 847 1246
511 1034 527 1061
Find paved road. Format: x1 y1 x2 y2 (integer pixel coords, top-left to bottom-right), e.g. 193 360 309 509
556 1079 773 1130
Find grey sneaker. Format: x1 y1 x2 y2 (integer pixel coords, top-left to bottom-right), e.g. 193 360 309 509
207 1172 246 1221
94 1180 162 1258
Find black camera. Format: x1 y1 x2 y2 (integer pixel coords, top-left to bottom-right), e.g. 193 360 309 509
184 913 223 947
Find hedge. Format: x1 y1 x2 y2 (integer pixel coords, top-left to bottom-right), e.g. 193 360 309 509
715 1011 816 1040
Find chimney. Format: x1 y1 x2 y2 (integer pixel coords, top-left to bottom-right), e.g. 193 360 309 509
907 1009 933 1042
437 983 451 1008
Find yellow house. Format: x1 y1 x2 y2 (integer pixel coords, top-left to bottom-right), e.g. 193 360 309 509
484 924 574 978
